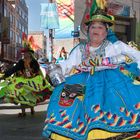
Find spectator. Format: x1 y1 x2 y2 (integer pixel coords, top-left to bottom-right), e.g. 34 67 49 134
0 45 53 117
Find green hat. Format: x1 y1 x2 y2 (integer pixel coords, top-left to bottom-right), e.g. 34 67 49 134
85 9 114 26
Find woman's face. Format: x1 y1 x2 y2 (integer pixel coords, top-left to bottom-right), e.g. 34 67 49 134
24 52 32 62
89 21 107 44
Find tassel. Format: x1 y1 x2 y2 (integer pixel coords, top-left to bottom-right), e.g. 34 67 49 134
89 59 96 66
90 66 95 75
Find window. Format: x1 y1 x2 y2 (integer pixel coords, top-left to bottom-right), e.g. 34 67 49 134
4 7 7 17
19 36 22 44
10 30 12 39
10 13 14 23
22 25 24 32
16 34 19 43
19 22 22 30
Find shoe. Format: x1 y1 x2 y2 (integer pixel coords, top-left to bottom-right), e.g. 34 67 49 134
18 112 26 117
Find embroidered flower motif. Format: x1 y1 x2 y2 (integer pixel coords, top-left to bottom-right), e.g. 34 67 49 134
85 13 90 21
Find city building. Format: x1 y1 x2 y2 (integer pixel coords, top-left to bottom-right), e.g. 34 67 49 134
0 0 28 63
1 0 140 63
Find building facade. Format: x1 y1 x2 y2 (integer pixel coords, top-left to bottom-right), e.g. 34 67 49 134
0 0 28 63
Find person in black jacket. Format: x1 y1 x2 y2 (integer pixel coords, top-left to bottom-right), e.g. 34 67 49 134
0 47 38 116
0 46 52 117
2 47 39 79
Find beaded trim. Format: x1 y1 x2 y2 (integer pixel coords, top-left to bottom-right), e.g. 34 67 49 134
80 40 110 62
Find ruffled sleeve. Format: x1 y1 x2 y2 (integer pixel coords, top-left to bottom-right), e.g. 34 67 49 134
59 43 83 76
113 41 140 69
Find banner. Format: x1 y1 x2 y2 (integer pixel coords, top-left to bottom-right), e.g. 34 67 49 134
107 2 130 17
55 0 74 39
40 3 59 29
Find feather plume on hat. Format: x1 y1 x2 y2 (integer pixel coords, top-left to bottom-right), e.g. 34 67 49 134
20 32 34 53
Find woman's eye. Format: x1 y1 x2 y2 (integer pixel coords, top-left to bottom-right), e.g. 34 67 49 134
91 26 96 29
91 26 103 29
61 92 66 97
98 27 103 29
69 93 77 97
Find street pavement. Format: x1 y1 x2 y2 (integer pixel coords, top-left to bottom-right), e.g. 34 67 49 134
0 103 49 140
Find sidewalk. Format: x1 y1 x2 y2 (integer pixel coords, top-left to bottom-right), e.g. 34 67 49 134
0 104 49 140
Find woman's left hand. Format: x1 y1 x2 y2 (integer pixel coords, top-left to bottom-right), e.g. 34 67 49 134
101 57 116 67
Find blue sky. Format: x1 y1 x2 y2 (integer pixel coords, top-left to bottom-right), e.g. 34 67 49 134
25 0 74 38
25 0 48 32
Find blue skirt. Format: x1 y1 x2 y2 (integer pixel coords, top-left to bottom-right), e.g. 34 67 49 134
42 63 140 140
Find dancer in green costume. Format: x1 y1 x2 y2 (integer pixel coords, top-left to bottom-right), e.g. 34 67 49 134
0 45 53 117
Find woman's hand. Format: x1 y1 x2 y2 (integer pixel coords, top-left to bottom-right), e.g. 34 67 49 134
101 57 111 66
101 57 116 67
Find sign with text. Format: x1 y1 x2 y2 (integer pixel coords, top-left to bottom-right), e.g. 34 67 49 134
55 0 74 39
71 31 79 37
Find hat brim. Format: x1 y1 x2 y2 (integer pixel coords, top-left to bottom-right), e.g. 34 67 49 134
20 47 34 53
85 14 114 27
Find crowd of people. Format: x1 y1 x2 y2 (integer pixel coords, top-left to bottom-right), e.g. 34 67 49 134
0 0 140 139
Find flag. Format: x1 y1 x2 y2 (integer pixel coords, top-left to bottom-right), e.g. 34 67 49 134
40 3 59 29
